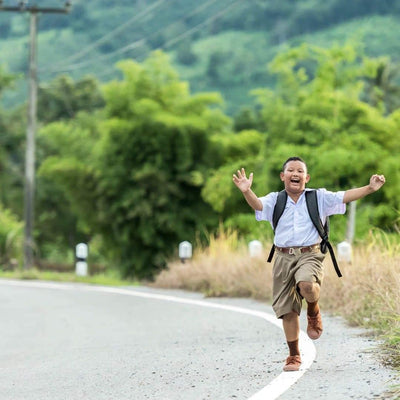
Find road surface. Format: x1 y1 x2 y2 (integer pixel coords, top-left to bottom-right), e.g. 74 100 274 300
0 279 397 399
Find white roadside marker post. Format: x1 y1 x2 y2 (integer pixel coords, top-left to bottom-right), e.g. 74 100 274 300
75 243 88 276
249 240 262 258
179 241 192 264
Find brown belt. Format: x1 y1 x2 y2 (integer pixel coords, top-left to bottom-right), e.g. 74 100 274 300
275 244 320 255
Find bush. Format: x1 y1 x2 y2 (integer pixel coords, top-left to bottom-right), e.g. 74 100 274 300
0 204 23 269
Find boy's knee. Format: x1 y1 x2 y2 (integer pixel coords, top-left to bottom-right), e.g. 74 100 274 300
298 281 319 297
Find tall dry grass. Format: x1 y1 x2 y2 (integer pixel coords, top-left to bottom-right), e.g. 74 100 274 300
153 228 400 371
322 235 400 328
322 232 400 370
154 228 273 300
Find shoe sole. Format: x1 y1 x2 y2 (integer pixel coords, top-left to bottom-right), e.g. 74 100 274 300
307 313 323 340
283 365 301 372
307 331 322 340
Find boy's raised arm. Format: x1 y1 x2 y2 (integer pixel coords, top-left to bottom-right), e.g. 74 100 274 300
343 174 386 204
232 168 263 211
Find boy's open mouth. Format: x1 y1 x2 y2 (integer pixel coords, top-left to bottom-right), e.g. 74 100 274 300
291 178 300 183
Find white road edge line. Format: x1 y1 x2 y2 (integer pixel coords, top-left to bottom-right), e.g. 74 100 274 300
0 279 316 400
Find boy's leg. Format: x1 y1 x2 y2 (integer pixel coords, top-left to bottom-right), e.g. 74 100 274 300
295 252 325 340
282 311 301 371
298 281 323 339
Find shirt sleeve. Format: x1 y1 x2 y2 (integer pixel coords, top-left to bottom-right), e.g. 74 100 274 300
255 192 278 222
317 188 346 217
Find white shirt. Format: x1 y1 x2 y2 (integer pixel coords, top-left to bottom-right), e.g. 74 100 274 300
255 188 346 247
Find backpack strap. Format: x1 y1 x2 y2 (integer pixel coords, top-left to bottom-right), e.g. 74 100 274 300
305 190 342 278
267 190 287 263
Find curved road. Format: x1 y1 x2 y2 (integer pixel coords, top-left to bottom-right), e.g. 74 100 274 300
0 279 396 400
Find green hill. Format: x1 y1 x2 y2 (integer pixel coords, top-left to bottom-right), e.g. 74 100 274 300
175 15 400 114
1 0 400 113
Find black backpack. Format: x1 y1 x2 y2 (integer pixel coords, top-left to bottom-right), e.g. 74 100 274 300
267 189 342 277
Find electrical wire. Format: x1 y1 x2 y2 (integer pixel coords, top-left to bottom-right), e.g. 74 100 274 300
42 0 221 75
41 0 241 80
162 0 240 50
45 39 146 73
96 0 242 81
45 0 166 70
92 0 243 83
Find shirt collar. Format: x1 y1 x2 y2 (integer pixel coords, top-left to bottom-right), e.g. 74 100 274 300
287 189 307 204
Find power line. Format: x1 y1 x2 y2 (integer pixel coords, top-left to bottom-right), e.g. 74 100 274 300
41 0 240 79
88 0 242 82
162 0 240 49
42 0 220 75
45 39 146 73
47 0 166 70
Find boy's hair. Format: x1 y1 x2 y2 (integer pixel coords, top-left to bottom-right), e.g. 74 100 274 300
282 156 307 172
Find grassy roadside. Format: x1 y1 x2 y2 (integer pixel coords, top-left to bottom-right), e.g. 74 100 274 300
153 229 400 378
0 268 138 287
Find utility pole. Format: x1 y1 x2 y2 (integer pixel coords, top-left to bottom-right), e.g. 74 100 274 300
0 1 71 269
346 200 356 244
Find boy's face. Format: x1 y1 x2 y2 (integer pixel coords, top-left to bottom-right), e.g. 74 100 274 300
280 160 310 194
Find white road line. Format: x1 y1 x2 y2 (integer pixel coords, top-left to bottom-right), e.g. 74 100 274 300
0 279 316 399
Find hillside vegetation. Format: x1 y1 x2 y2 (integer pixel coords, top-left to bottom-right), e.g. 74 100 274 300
1 0 400 112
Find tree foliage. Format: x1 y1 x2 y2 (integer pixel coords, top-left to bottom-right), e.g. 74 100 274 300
3 0 400 112
95 52 229 277
0 204 23 267
0 68 25 214
38 75 105 123
0 67 24 267
2 41 400 276
38 51 230 277
37 112 102 257
204 42 400 239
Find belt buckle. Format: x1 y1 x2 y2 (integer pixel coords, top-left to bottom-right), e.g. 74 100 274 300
288 247 297 255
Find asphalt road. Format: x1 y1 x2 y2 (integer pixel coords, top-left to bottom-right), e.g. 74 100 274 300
0 279 397 400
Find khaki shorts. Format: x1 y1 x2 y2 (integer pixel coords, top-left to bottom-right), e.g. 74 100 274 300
272 250 325 319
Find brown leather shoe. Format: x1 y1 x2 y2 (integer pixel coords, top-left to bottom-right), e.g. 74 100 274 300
283 355 301 372
307 311 323 340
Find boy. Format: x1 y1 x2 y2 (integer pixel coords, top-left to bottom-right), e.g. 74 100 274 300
232 156 385 371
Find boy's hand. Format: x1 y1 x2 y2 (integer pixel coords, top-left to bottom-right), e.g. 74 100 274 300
369 174 386 192
233 168 253 193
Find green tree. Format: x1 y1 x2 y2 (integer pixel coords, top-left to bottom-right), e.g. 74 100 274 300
202 129 265 215
96 51 230 277
38 51 231 278
38 75 105 124
363 58 400 114
37 111 103 261
0 204 23 268
0 67 25 214
0 66 24 267
34 76 105 264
